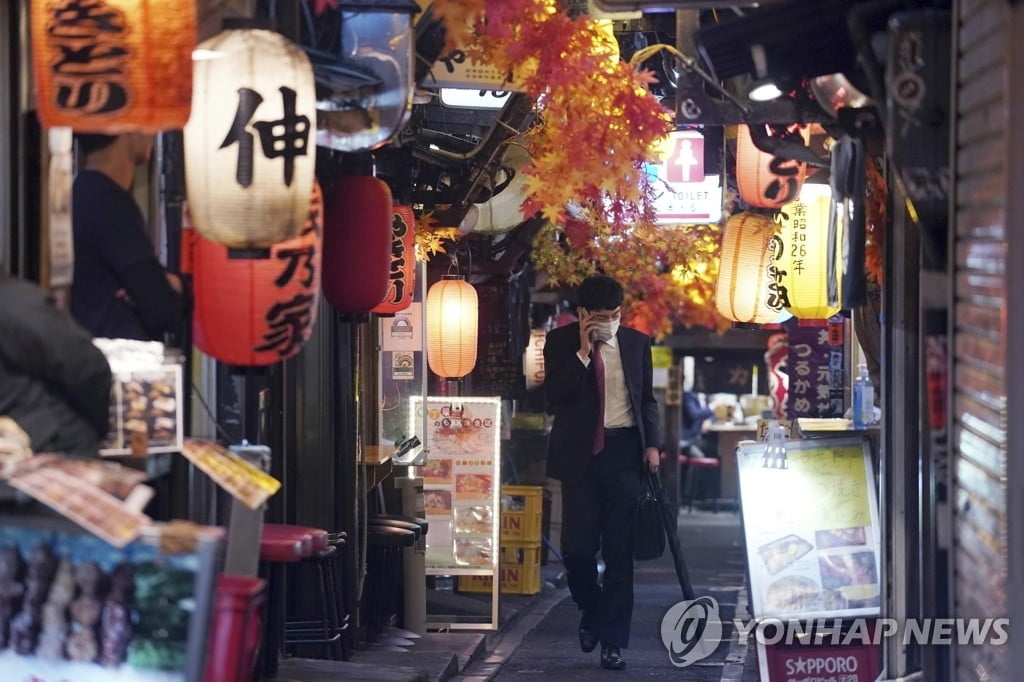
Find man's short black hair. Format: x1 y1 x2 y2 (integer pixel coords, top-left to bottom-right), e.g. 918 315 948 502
576 275 624 311
74 133 118 157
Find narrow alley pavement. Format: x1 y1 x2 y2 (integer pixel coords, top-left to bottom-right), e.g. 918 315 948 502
458 509 761 680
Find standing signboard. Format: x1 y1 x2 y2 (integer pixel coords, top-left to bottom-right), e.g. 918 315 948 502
736 436 882 681
411 396 502 630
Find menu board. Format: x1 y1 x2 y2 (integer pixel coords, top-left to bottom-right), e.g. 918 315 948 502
411 397 501 575
736 436 881 620
101 365 184 456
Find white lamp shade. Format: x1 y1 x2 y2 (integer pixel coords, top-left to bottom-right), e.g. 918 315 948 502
426 276 478 379
779 183 843 320
715 212 784 324
185 27 315 248
523 329 546 389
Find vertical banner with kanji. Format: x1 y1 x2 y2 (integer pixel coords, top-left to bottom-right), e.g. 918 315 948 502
786 320 845 418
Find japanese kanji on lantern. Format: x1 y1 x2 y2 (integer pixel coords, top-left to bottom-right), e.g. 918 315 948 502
736 124 810 209
186 181 323 366
372 205 416 314
184 22 315 248
322 175 393 313
31 0 196 131
715 212 785 325
776 183 844 320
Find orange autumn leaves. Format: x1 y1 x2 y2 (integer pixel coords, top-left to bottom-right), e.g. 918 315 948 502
429 0 725 338
432 0 672 226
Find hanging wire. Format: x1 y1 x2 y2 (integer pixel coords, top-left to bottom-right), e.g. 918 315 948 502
190 381 236 443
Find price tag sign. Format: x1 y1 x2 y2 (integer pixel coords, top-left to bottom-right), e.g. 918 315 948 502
182 439 281 510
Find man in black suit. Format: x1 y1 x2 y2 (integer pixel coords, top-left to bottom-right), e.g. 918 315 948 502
544 275 661 671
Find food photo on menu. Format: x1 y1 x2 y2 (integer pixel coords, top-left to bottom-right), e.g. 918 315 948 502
454 537 493 567
420 458 453 485
455 473 493 501
454 506 493 534
756 525 879 617
424 489 452 516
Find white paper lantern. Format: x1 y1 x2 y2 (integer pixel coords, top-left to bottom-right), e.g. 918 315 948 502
426 276 478 379
185 24 315 248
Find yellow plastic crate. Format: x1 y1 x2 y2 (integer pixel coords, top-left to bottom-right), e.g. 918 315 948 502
500 485 543 543
458 541 542 595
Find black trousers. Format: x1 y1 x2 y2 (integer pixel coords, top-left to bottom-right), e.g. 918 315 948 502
560 428 643 648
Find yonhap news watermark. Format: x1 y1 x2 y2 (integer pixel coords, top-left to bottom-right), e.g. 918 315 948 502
660 597 1010 668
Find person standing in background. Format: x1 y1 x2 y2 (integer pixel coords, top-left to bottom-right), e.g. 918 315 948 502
543 275 660 671
71 133 184 341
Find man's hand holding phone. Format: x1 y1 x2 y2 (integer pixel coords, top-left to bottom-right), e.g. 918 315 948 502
578 307 597 357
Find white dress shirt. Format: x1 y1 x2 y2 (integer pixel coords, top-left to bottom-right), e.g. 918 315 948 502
577 336 635 428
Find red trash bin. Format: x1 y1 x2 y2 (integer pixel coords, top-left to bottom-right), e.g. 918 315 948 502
205 574 266 682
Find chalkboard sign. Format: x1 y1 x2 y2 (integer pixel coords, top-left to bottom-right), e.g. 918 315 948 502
736 436 881 621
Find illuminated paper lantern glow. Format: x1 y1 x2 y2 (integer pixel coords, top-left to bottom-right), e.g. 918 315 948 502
736 124 810 209
185 24 315 248
426 276 478 379
188 181 323 366
777 183 844 320
31 0 195 131
715 212 785 324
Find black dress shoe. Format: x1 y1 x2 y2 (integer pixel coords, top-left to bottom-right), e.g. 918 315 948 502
600 645 626 670
578 612 599 653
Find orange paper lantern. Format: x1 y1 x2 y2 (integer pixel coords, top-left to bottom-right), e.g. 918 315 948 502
372 206 416 314
736 124 810 209
715 212 784 324
188 181 323 366
31 0 195 131
426 276 478 379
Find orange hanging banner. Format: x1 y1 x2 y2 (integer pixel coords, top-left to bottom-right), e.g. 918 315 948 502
372 206 417 314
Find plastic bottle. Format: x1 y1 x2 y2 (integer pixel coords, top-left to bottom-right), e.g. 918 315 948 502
852 364 874 428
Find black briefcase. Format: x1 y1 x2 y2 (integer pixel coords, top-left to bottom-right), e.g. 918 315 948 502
633 470 666 560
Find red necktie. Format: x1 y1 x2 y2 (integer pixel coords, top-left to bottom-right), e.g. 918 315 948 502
592 341 605 455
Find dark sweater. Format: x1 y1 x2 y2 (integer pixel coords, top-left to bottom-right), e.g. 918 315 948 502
0 278 112 455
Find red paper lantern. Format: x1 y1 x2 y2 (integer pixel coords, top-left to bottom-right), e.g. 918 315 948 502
187 181 323 366
322 176 393 313
372 206 416 314
31 0 195 132
736 124 810 209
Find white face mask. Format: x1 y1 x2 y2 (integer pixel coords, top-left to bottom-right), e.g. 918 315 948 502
592 319 619 342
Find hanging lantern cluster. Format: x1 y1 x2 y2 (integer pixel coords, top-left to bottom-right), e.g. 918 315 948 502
714 212 784 325
736 124 810 209
426 276 478 379
322 175 394 313
372 206 417 314
31 0 196 132
187 181 324 366
184 21 316 249
776 183 844 320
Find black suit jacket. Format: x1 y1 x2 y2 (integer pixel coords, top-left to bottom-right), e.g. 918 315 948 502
543 322 660 484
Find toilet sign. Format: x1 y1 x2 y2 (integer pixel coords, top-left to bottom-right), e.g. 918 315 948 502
665 131 704 183
647 130 723 224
